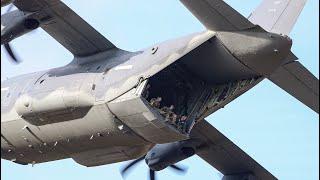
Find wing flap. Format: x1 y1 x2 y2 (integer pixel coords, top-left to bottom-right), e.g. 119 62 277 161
13 0 117 57
191 120 277 179
180 0 254 31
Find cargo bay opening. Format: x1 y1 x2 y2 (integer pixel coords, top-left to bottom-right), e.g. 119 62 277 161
141 64 260 136
108 38 262 143
139 36 261 135
142 63 210 135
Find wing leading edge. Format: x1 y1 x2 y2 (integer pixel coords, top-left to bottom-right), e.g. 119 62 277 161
13 0 117 57
191 120 277 180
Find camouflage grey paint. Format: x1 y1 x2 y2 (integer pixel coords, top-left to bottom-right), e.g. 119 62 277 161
1 31 216 166
1 26 292 166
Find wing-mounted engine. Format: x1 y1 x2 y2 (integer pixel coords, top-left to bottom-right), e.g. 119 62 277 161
145 139 199 171
1 9 42 44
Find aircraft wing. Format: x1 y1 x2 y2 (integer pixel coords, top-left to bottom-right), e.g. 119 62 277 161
180 0 254 31
13 0 117 57
191 119 277 180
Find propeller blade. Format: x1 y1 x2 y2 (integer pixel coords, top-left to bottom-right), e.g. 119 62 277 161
2 4 20 64
149 169 156 180
168 164 187 173
3 43 20 63
120 156 145 176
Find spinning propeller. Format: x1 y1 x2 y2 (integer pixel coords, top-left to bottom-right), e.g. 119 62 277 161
2 4 20 64
1 3 40 64
120 155 187 180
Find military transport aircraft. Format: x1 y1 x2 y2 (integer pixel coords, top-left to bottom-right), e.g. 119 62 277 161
1 0 319 180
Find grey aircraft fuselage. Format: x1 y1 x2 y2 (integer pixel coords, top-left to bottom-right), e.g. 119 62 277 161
1 28 292 166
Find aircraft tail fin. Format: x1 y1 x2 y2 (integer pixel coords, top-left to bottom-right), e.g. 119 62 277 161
248 0 307 35
250 0 319 113
268 53 319 113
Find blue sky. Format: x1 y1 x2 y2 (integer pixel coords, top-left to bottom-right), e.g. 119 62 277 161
1 0 319 180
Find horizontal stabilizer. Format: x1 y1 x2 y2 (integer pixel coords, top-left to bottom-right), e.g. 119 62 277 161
268 60 319 113
249 0 307 35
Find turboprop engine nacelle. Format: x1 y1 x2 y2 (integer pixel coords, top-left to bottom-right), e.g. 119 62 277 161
1 9 40 44
145 139 200 171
